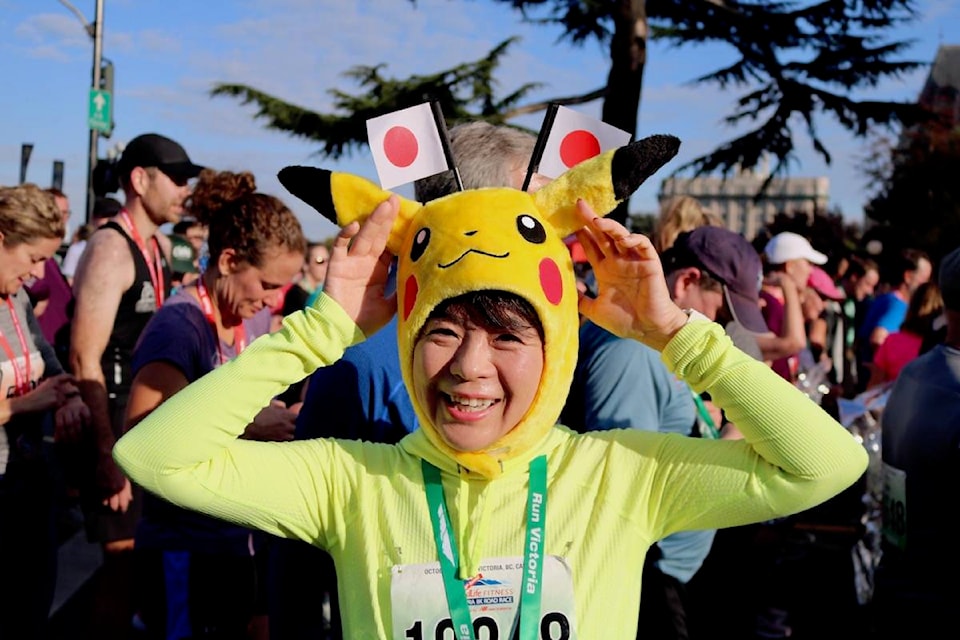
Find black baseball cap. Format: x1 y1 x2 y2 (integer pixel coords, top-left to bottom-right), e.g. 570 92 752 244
661 227 768 333
117 133 204 182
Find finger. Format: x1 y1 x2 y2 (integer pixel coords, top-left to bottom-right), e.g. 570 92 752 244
589 214 630 236
574 228 604 269
589 215 634 252
577 293 600 325
575 201 621 257
614 232 658 258
331 221 361 254
574 198 600 225
349 195 399 258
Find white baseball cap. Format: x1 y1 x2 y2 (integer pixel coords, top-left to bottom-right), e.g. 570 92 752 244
763 232 827 265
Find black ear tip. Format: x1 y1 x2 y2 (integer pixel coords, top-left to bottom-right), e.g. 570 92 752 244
638 134 681 159
611 134 682 200
277 165 318 194
277 165 336 223
657 134 682 156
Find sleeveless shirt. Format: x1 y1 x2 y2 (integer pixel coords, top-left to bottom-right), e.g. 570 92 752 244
98 220 171 397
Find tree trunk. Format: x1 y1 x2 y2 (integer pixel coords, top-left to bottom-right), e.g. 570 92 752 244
602 0 648 224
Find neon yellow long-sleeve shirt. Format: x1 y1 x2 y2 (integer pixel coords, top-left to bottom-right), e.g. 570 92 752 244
114 295 867 639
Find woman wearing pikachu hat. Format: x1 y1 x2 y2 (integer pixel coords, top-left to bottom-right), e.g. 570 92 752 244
114 136 867 639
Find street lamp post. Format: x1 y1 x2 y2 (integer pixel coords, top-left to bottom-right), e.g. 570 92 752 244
59 0 105 224
87 0 105 224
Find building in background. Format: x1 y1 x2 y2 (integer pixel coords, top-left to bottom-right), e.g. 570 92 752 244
918 44 960 125
659 164 829 241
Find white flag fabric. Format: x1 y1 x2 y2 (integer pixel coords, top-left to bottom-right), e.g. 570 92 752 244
537 106 631 179
366 103 449 190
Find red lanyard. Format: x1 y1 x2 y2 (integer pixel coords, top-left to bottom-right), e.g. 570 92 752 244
196 278 246 365
0 297 33 396
119 209 165 308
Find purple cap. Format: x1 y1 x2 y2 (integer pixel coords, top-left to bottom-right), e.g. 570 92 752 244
661 227 768 333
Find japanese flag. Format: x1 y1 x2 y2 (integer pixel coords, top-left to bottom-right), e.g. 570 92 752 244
366 103 450 190
536 106 631 178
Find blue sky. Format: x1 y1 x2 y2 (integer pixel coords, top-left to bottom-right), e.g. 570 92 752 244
1 0 957 242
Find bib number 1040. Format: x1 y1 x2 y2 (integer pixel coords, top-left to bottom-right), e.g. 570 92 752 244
405 612 571 640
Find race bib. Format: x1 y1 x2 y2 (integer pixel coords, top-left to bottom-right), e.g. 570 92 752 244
881 462 907 551
391 555 578 640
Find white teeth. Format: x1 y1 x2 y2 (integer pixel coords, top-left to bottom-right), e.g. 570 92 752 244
448 394 495 410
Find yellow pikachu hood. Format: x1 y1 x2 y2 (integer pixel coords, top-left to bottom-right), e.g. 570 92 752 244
279 135 680 478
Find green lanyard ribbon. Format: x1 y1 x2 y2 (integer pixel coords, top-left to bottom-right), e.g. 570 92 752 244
690 388 721 440
422 455 548 640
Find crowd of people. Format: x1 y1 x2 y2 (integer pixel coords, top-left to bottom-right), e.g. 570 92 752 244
0 122 953 640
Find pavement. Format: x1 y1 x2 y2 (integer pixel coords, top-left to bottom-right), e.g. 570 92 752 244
47 528 103 639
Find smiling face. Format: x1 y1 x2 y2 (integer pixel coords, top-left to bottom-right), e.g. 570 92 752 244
0 236 62 296
393 188 579 473
413 293 544 452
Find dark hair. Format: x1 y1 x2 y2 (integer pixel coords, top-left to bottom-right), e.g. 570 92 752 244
75 223 96 242
421 291 544 342
901 281 943 336
882 248 930 288
188 169 306 267
172 218 203 235
843 255 879 281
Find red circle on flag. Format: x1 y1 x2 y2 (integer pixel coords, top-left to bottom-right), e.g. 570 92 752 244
559 130 601 168
383 126 419 168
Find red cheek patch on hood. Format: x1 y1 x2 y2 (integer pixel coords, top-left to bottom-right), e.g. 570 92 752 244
539 258 563 306
403 275 419 321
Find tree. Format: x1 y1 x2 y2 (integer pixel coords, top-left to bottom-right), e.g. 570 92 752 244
212 38 543 159
752 207 860 268
863 121 960 264
213 0 925 218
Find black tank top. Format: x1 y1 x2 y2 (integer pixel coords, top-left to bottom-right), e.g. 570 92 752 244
98 220 171 395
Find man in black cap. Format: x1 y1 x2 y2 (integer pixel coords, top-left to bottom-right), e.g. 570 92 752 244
69 132 204 637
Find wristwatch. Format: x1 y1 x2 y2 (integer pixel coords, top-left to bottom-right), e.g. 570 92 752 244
681 308 712 325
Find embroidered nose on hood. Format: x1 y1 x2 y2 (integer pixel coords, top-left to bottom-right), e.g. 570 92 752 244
278 135 680 478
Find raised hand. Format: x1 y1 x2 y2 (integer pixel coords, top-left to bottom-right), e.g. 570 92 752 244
574 200 689 351
322 195 399 337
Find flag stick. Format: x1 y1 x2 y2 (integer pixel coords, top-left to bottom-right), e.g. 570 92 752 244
522 103 559 192
429 101 463 192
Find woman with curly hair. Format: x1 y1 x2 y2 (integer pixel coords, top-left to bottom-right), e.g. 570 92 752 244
124 169 306 639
